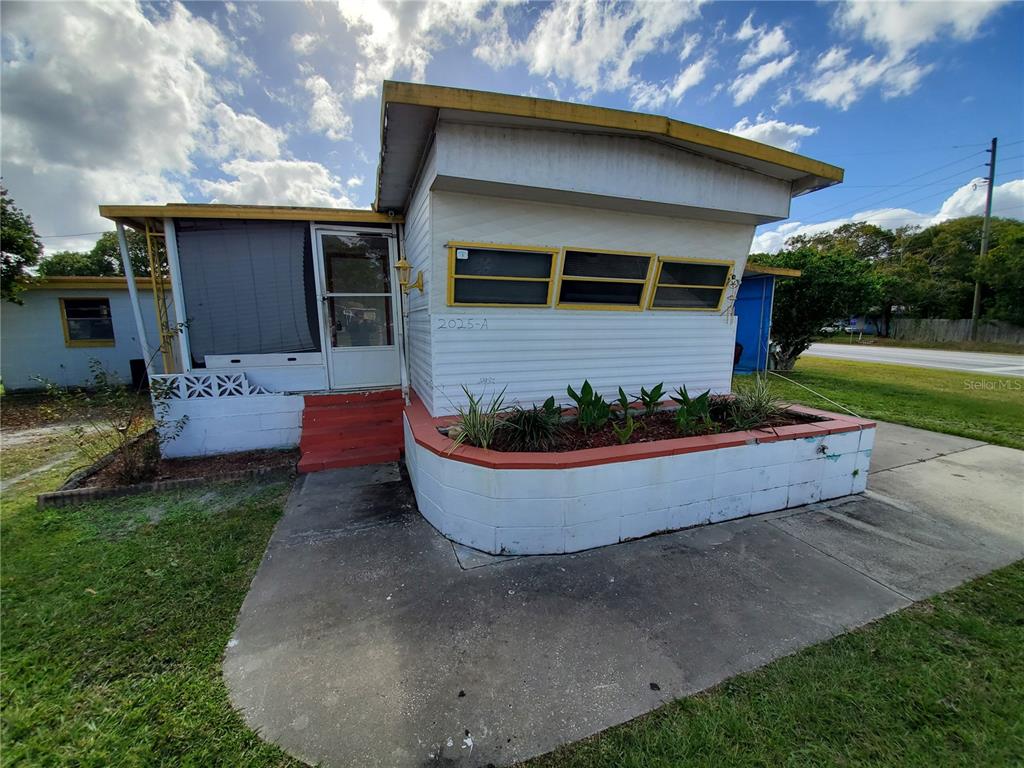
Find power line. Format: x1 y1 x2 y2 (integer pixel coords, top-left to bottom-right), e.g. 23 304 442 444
38 230 108 239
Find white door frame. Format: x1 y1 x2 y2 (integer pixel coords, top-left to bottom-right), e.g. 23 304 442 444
310 224 403 391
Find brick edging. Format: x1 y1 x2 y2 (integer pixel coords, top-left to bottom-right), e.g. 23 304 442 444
37 465 296 509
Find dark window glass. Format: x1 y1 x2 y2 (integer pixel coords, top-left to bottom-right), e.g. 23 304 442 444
658 261 729 287
453 278 549 305
324 235 391 293
327 296 393 347
651 286 723 309
559 279 645 306
562 250 650 280
453 248 552 278
63 298 114 341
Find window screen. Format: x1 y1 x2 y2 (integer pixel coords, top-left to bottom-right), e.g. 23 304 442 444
557 249 653 309
175 219 321 366
650 258 732 310
448 244 556 306
61 298 114 344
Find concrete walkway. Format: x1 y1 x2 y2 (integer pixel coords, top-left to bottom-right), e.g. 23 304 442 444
224 423 1023 767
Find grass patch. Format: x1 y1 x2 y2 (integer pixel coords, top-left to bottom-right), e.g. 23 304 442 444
528 561 1024 768
752 357 1024 449
1 460 301 765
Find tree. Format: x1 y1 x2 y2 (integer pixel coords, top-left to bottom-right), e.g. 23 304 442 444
38 249 120 277
754 245 878 370
1 186 43 303
90 230 153 277
976 221 1024 325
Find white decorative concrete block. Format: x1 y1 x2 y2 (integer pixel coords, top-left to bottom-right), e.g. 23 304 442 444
851 467 869 494
565 490 621 525
491 497 566 528
713 444 759 472
823 451 857 479
753 439 795 466
789 458 826 485
788 480 822 507
668 500 711 529
713 467 755 498
619 507 672 541
493 469 566 499
750 485 789 515
448 513 497 553
564 518 619 552
825 431 861 455
751 462 790 492
560 464 623 497
496 526 564 555
669 476 715 505
793 435 827 462
630 481 677 513
859 428 876 453
821 474 855 500
667 450 717 481
710 492 752 522
443 457 496 497
855 449 873 477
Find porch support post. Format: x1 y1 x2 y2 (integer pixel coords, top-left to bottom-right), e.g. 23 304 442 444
396 222 411 405
162 218 193 372
116 222 155 376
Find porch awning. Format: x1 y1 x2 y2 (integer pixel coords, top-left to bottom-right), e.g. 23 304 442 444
98 203 402 231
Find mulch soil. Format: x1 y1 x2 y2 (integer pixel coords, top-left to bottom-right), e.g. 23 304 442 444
490 408 819 453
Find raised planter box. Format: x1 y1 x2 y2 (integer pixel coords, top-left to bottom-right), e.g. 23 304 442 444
403 396 875 555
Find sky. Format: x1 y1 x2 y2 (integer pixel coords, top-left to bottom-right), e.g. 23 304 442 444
2 0 1022 256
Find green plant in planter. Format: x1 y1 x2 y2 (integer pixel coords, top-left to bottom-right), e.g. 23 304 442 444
501 396 562 451
638 382 665 418
450 385 507 450
612 411 636 445
671 385 713 436
728 376 784 430
615 387 634 417
567 380 611 434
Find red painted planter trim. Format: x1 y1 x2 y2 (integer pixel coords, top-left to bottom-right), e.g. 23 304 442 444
404 393 874 471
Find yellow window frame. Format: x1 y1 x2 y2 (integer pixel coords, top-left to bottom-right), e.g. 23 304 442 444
647 257 734 312
447 241 559 308
555 247 656 312
59 297 116 348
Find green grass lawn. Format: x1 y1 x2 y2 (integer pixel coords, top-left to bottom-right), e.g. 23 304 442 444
751 356 1024 450
528 561 1024 768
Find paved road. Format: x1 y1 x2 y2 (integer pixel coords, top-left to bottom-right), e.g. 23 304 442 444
806 343 1024 377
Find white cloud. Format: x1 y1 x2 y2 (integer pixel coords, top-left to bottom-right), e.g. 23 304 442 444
751 178 1024 253
729 53 796 105
0 1 244 246
290 32 322 56
728 115 818 152
734 13 790 70
837 0 1008 58
209 103 284 160
199 159 362 209
801 50 932 110
303 75 353 141
679 32 702 61
346 175 365 188
630 54 710 111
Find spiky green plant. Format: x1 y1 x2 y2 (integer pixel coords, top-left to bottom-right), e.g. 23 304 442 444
567 380 611 434
449 385 507 451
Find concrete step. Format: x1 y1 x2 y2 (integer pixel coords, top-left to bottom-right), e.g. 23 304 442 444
304 390 402 407
302 403 405 429
300 424 404 452
297 446 402 473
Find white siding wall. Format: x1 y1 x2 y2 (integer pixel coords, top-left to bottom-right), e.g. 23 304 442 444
0 288 166 390
404 145 436 410
434 122 792 221
426 192 754 414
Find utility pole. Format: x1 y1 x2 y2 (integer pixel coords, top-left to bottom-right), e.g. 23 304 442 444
970 137 997 340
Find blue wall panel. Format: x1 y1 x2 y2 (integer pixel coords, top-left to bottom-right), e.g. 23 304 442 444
734 275 774 373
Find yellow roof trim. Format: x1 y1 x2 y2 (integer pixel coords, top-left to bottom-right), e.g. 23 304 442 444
28 276 153 290
99 204 402 225
745 263 802 277
381 80 844 183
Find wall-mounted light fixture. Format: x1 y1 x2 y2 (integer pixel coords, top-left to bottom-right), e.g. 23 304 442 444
395 256 424 294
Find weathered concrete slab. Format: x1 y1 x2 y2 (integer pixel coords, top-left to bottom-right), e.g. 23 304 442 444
868 421 984 472
224 429 1024 768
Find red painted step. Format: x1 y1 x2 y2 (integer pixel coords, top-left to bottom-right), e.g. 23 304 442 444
298 389 406 473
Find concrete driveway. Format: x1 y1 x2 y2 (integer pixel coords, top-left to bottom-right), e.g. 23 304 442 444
224 423 1023 767
806 342 1024 377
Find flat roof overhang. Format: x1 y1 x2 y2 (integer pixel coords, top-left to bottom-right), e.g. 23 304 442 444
376 81 844 213
99 203 403 231
27 276 153 290
744 262 801 278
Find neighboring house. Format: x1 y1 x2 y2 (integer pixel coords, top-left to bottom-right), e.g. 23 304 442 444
99 81 841 464
0 276 170 391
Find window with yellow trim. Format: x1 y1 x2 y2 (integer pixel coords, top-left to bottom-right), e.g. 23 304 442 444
448 244 557 306
60 297 115 346
649 259 732 310
556 249 654 309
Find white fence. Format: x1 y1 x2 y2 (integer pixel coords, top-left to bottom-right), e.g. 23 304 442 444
891 318 1024 346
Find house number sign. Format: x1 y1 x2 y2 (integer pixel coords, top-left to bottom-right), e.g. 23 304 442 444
437 317 489 330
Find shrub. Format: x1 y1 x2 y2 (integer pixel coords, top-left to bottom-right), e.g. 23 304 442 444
612 411 636 445
671 385 713 436
567 380 611 434
638 383 665 418
728 376 784 429
449 385 507 451
500 397 562 452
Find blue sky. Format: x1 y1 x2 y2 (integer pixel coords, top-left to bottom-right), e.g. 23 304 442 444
2 0 1022 254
